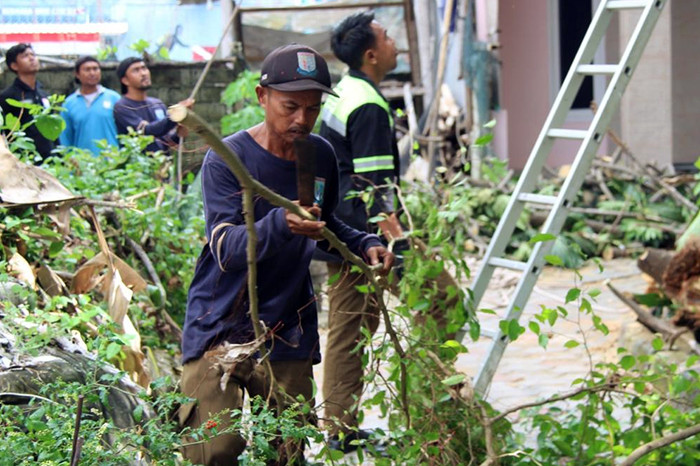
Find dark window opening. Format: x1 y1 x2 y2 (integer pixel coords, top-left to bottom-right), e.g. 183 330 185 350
559 0 593 109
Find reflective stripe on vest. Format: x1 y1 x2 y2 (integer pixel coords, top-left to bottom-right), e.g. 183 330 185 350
321 75 394 139
353 155 394 173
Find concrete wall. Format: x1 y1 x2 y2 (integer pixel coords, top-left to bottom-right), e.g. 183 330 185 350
612 1 700 170
0 59 242 138
494 0 552 170
671 1 700 169
619 3 673 169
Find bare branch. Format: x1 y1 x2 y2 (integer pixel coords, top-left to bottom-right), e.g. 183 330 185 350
620 423 700 466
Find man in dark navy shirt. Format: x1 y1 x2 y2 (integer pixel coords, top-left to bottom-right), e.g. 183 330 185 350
112 57 193 153
0 43 56 162
179 44 394 465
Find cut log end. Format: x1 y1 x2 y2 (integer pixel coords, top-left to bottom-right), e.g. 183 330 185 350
168 104 188 123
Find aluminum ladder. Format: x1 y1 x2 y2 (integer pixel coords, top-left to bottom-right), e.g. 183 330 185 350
468 0 668 395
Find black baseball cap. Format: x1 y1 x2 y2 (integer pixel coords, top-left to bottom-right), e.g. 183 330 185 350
116 57 144 94
260 44 338 97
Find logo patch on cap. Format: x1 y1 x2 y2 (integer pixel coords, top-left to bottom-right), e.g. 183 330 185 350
296 52 317 77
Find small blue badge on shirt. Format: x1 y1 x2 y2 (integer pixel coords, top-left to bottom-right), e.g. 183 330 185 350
314 177 325 206
155 108 165 120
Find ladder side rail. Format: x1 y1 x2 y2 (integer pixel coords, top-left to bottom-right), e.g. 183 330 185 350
468 1 618 308
545 1 616 126
551 0 667 220
473 238 557 394
476 0 669 394
473 0 668 395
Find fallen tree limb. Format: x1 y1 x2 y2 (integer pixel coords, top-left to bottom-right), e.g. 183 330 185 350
606 130 698 214
583 219 683 236
637 248 673 285
620 423 700 466
78 199 138 210
125 236 182 341
605 280 681 340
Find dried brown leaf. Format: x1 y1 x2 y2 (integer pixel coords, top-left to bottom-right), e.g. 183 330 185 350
8 252 36 289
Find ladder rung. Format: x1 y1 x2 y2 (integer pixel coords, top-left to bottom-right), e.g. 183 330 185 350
607 0 648 10
480 327 499 339
488 257 528 272
547 128 588 140
577 64 619 75
517 193 558 205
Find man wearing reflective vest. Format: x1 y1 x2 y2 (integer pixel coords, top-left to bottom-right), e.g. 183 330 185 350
318 11 403 452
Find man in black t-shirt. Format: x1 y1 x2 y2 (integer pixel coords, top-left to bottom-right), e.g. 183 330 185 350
112 57 193 153
0 43 56 162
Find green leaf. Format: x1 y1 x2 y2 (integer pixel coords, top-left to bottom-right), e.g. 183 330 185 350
672 375 691 394
545 255 563 266
538 333 549 348
620 355 636 370
500 319 525 341
483 119 497 129
529 321 541 334
651 336 664 351
35 114 66 141
441 373 467 386
329 449 345 461
565 288 581 304
563 339 579 349
34 226 62 239
543 307 558 326
354 284 370 294
3 112 18 130
474 133 494 146
634 292 671 308
469 321 481 340
133 404 144 422
48 241 64 258
5 98 36 110
530 233 556 244
327 272 341 286
440 340 466 352
105 342 122 360
588 288 601 298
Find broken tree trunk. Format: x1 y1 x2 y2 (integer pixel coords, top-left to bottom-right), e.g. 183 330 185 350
637 248 674 285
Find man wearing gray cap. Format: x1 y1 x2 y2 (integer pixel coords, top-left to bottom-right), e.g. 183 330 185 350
112 57 193 153
179 44 394 464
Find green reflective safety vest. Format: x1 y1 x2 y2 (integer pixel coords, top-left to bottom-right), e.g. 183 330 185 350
321 75 395 174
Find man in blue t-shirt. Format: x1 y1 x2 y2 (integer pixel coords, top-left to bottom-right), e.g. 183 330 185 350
179 44 394 465
60 56 120 154
112 57 193 153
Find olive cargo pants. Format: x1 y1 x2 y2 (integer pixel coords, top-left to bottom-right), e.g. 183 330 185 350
180 356 314 465
322 239 459 436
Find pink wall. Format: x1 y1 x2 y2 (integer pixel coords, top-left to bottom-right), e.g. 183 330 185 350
494 0 551 170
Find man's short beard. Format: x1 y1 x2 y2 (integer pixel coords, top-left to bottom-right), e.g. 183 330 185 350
137 84 152 91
